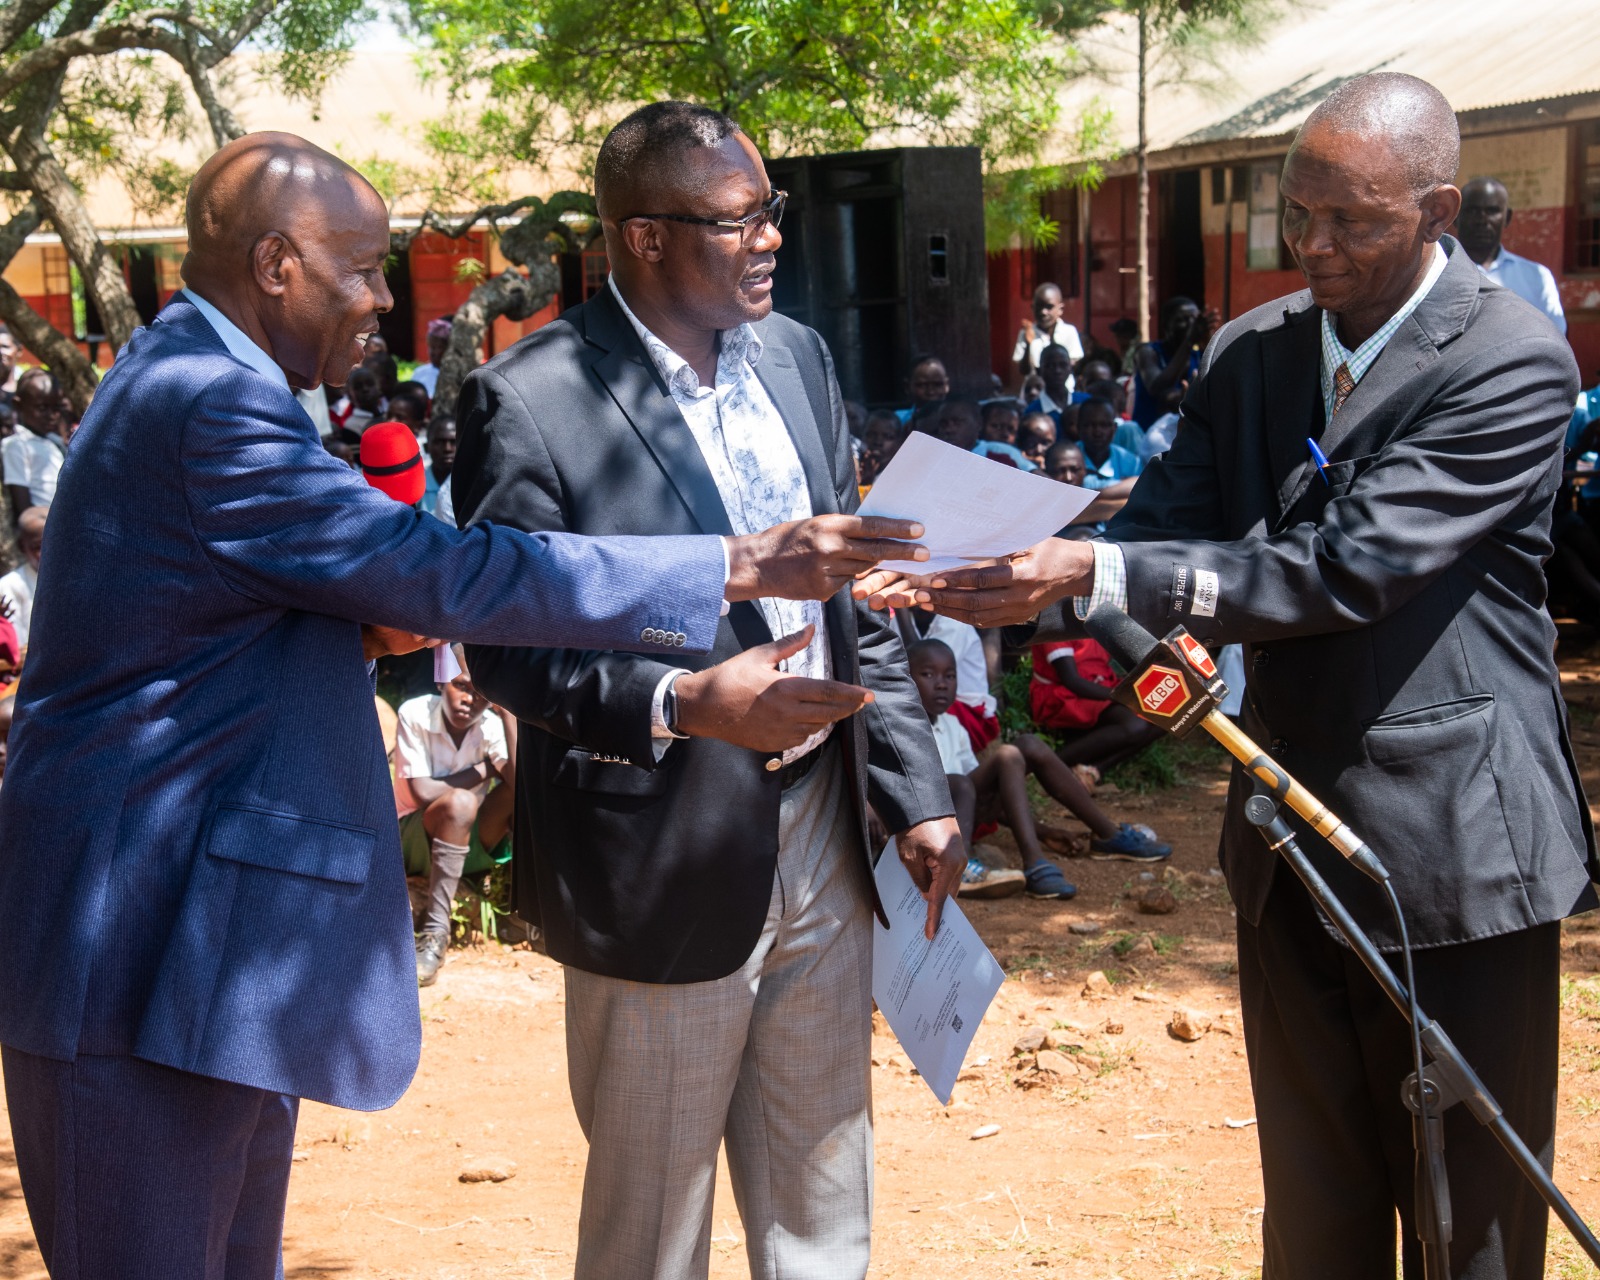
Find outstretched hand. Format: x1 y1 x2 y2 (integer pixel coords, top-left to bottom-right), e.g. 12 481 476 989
852 538 1097 628
674 625 874 753
725 515 927 604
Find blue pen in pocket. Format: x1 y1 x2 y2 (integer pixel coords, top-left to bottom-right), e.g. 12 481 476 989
1306 437 1331 485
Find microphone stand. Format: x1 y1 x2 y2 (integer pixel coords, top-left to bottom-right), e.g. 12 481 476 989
1241 786 1600 1276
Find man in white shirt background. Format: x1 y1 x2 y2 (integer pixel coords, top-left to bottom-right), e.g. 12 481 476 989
3 369 65 520
393 657 516 986
1456 175 1567 334
0 507 43 649
1012 281 1084 386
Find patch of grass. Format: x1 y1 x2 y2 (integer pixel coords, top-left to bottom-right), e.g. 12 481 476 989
1561 975 1600 1021
1105 734 1228 794
1151 933 1184 956
1005 947 1072 977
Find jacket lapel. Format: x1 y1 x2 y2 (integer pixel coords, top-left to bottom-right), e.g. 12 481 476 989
1275 240 1476 520
582 287 734 538
753 342 837 517
1262 304 1325 520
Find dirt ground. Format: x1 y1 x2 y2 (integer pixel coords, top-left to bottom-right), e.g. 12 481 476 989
9 639 1600 1277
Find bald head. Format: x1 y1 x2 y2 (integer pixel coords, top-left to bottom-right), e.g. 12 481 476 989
180 132 393 392
1279 74 1461 345
184 133 381 284
1295 73 1459 199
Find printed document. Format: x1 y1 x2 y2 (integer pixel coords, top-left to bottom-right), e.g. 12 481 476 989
858 432 1096 574
872 842 1005 1105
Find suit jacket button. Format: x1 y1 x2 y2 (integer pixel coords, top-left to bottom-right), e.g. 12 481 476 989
640 627 652 643
765 757 782 772
1254 649 1270 668
1271 738 1289 756
674 632 687 647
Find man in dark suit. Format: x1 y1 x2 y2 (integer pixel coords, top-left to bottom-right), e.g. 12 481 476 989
0 132 918 1280
453 102 961 1280
860 74 1595 1279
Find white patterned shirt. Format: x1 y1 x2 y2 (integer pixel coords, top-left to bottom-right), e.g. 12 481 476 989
610 278 832 764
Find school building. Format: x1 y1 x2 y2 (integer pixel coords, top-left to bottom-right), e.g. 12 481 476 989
987 0 1600 381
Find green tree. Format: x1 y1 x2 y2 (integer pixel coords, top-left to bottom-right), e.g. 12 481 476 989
0 0 368 408
409 0 1066 175
397 0 1118 417
1070 0 1282 338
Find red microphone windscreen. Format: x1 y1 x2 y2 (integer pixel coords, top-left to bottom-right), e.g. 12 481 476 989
359 420 425 506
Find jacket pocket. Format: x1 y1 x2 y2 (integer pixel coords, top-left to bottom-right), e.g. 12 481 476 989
206 804 375 885
1362 693 1495 769
549 748 675 796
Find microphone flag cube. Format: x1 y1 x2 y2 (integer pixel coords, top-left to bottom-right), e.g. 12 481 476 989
1108 626 1229 739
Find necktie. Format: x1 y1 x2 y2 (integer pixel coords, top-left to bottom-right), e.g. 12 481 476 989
1332 362 1356 417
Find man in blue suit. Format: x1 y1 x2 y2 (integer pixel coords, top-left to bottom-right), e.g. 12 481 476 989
0 132 922 1280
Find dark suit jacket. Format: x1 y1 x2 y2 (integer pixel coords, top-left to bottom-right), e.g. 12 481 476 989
1044 237 1596 949
453 286 952 984
0 297 728 1109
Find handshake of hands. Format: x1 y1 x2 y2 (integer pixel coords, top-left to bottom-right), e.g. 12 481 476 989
364 518 1102 754
364 514 937 752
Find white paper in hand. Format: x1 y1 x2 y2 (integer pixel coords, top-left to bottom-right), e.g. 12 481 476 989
858 432 1096 574
871 841 1005 1105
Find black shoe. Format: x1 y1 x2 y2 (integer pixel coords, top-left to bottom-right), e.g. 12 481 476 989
416 931 448 987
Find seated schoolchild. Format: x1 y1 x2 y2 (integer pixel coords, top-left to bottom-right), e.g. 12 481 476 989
1022 344 1075 421
1076 397 1143 490
909 640 1171 900
859 410 905 486
1029 636 1165 782
980 398 1022 446
1083 377 1145 455
393 660 518 986
1017 411 1057 468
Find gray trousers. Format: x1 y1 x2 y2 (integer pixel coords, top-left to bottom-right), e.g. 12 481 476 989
565 745 874 1280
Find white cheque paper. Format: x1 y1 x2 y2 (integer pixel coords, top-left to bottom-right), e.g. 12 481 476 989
857 432 1097 575
872 841 1005 1105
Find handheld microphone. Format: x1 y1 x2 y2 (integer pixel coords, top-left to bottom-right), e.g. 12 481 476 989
359 421 426 506
1084 605 1390 885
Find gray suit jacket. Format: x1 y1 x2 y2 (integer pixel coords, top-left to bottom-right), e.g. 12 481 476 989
452 287 953 984
1046 237 1595 949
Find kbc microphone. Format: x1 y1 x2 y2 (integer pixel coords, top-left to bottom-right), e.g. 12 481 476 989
1083 605 1390 885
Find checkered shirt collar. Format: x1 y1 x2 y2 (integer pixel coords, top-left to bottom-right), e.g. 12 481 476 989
1319 242 1446 422
608 276 764 400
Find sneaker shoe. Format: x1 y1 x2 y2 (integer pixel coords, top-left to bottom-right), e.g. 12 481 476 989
415 931 448 987
1023 861 1077 900
960 857 1025 899
1089 823 1173 862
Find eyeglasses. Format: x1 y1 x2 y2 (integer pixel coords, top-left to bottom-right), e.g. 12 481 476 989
623 190 787 249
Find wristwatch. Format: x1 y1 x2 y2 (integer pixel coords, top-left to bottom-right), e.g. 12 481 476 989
663 676 687 738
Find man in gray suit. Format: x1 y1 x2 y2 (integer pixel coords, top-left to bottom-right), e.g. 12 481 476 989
862 74 1595 1279
452 103 961 1280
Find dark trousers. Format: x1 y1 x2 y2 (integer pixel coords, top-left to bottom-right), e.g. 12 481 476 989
2 1045 299 1280
1238 870 1560 1280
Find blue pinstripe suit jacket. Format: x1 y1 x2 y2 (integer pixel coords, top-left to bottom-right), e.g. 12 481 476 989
0 297 725 1108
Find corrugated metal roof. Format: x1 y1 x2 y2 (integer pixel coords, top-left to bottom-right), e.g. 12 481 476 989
1047 0 1600 165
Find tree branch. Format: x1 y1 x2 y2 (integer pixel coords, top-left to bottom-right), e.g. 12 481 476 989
181 33 246 145
0 11 200 101
0 0 66 58
0 197 42 269
389 198 545 252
